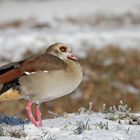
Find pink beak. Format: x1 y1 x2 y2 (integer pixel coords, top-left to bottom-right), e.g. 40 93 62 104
67 52 78 61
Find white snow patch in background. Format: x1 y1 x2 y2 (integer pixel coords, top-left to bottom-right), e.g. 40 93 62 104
0 0 140 23
0 29 140 61
0 0 140 61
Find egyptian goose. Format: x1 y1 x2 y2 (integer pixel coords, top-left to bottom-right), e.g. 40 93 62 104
0 43 83 127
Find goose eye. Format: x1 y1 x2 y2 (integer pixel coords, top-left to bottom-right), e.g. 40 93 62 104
59 46 67 52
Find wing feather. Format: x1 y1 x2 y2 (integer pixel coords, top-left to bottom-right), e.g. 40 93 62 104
20 54 67 72
0 54 67 84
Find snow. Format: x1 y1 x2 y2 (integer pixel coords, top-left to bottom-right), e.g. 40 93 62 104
0 112 140 140
0 102 139 140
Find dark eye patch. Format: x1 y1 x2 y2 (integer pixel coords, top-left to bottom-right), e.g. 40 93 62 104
59 46 67 52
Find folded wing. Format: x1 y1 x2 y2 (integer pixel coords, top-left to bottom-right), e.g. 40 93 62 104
0 54 67 84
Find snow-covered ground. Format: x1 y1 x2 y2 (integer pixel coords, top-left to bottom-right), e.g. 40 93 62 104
23 113 140 140
0 102 140 140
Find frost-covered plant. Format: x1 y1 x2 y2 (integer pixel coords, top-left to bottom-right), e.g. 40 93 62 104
41 131 57 140
0 124 27 138
77 102 93 115
73 119 91 135
101 101 131 115
101 101 140 125
6 125 27 138
0 125 4 136
48 110 63 118
95 122 109 130
61 117 91 135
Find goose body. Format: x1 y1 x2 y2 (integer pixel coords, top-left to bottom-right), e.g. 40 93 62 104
0 43 83 127
20 59 83 103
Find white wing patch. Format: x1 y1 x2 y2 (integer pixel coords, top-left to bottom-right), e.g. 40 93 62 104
24 71 48 75
24 72 31 75
43 71 48 73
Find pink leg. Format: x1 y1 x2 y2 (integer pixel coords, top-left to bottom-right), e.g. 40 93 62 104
36 105 42 127
26 100 38 127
